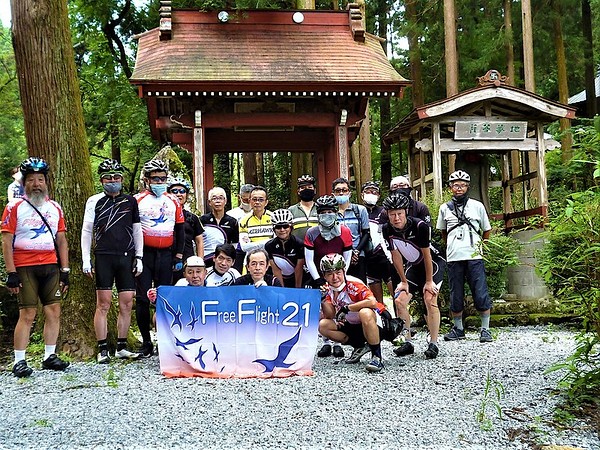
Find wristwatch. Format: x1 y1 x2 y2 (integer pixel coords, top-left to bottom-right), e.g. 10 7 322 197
60 267 71 273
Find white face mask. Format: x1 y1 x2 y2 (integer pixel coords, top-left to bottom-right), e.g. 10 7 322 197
362 193 379 206
240 201 252 212
331 282 346 292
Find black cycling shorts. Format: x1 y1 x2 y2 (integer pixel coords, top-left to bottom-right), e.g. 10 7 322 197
365 251 392 284
94 253 136 292
404 256 446 299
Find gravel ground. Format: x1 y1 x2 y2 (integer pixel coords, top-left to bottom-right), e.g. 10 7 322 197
0 325 598 450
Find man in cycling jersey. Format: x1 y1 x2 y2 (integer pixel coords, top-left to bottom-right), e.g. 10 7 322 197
81 159 144 363
205 243 241 287
265 209 305 288
318 253 388 373
2 157 70 377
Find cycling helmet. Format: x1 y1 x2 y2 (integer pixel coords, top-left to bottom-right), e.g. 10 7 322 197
98 159 124 176
361 181 380 192
271 209 294 226
20 157 49 177
143 159 169 177
315 195 338 213
297 174 316 187
167 177 190 191
448 170 471 184
382 193 411 211
320 253 346 273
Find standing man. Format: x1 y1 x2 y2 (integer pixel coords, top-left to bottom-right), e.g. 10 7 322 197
265 209 305 288
436 170 493 343
167 177 204 281
332 178 371 283
288 174 319 241
201 187 238 267
360 181 393 303
135 159 185 356
2 157 70 377
238 185 273 253
226 183 254 272
81 159 144 363
382 193 445 359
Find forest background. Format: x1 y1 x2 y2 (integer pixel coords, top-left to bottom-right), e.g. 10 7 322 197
0 0 599 425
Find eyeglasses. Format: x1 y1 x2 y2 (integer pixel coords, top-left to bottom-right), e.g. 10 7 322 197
390 183 409 190
210 196 226 202
333 188 350 194
169 188 187 194
451 183 468 190
149 176 168 183
101 174 123 181
251 197 266 203
274 224 290 230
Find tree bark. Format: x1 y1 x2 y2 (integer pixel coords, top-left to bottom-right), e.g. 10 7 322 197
405 0 424 106
582 0 597 117
443 0 459 97
521 0 535 92
11 0 97 357
552 0 573 161
503 0 515 86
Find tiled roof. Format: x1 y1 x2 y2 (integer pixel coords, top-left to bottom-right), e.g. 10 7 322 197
131 10 408 93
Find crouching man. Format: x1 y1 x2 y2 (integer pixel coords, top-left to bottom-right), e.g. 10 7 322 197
318 253 394 373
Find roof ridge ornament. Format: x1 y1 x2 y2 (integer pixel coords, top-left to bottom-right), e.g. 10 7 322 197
477 69 508 87
159 1 172 41
347 3 365 43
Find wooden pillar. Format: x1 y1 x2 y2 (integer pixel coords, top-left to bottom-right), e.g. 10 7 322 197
193 110 206 213
502 152 513 229
432 122 443 201
336 124 349 180
536 122 548 208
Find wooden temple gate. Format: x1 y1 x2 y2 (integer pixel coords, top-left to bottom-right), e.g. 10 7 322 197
130 6 409 211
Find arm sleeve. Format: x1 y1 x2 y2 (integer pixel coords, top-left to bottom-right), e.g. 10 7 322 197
342 249 352 272
239 237 267 253
133 222 144 257
174 222 185 254
304 247 320 280
81 221 93 267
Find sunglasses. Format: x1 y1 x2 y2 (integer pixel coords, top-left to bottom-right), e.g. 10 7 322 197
274 224 290 230
101 174 123 181
333 188 350 194
170 188 187 194
149 176 168 183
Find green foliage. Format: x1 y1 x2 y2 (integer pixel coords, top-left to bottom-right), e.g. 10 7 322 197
476 369 505 431
479 233 521 300
538 188 600 411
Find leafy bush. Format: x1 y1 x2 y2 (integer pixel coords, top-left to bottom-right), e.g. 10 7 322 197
538 188 600 408
479 233 521 300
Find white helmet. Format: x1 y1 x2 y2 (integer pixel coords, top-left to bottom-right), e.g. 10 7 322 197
448 170 471 184
271 209 294 226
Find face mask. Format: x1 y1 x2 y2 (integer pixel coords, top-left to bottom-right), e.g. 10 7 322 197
103 182 122 195
452 194 469 205
318 212 337 229
151 184 167 196
240 201 252 212
362 193 379 206
335 195 349 205
299 189 315 202
393 187 412 198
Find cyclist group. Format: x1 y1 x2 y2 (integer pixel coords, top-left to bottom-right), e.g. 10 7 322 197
3 156 492 377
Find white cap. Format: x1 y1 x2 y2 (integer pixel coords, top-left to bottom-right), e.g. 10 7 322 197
185 256 205 268
390 176 410 189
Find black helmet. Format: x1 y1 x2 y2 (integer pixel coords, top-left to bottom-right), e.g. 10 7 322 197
382 193 411 211
20 157 49 177
361 181 380 192
98 159 124 176
298 174 316 187
143 159 169 177
315 195 338 213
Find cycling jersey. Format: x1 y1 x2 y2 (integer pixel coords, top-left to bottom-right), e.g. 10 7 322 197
82 192 139 255
322 276 386 325
135 190 184 249
238 211 273 252
205 267 241 287
288 202 318 241
1 198 66 267
233 274 282 287
304 225 353 276
182 209 204 260
264 235 305 277
200 212 238 261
